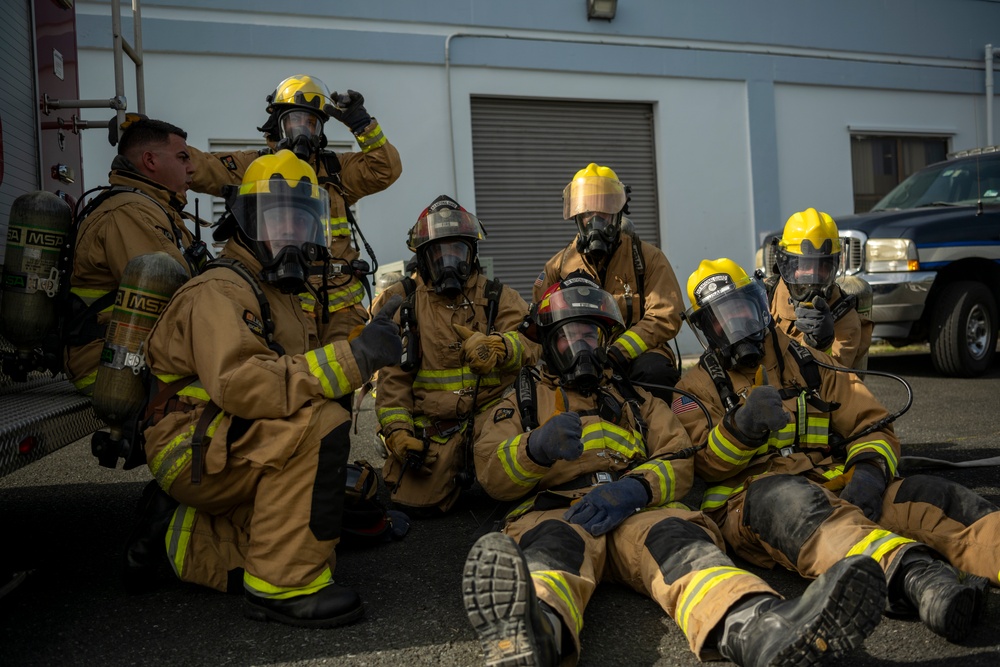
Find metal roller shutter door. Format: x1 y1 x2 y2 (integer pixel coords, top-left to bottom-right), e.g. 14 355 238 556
471 96 659 300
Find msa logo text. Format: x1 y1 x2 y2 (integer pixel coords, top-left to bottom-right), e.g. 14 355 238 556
116 288 169 316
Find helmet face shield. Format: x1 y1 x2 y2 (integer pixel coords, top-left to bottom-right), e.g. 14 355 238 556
236 184 330 263
279 109 324 143
407 208 486 251
686 279 771 357
774 247 840 302
423 239 474 282
535 284 623 333
562 175 627 219
546 320 605 373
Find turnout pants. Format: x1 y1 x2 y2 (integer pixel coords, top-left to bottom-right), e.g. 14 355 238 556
505 506 775 663
150 400 352 595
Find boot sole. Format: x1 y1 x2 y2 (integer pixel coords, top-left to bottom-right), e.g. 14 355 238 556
243 598 364 629
765 554 886 666
463 532 546 667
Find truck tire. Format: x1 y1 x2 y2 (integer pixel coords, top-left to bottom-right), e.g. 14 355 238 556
929 281 998 377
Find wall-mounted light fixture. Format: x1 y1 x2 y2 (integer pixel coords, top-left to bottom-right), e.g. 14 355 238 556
587 0 617 21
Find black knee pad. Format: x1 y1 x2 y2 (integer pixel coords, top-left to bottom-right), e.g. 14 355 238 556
310 421 352 541
744 475 834 565
645 517 730 584
893 474 999 526
519 520 586 576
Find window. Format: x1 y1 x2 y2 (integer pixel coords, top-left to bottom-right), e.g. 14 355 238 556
850 134 948 213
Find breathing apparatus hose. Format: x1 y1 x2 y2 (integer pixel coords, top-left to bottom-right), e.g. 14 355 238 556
628 380 714 461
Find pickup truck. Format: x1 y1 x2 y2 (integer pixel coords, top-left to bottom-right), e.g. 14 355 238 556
758 146 1000 377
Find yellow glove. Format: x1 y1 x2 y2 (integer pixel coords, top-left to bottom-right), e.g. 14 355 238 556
384 430 438 472
454 324 508 375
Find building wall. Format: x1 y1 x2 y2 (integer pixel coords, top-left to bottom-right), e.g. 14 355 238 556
73 0 1000 352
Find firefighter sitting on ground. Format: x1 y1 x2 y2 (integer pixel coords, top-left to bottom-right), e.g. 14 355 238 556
67 117 203 395
125 151 403 627
534 163 685 403
374 195 538 516
187 74 402 345
674 257 993 644
765 207 873 369
463 274 886 667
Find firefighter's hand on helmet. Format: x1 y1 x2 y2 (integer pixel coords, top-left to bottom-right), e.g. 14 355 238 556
329 90 372 134
794 296 835 351
526 412 584 466
454 324 508 375
839 461 887 522
350 295 403 380
733 385 790 439
564 477 649 536
385 430 438 472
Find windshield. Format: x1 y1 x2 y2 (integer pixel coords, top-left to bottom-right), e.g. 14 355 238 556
872 155 1000 211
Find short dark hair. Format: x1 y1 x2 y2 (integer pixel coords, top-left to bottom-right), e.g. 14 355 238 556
117 118 187 157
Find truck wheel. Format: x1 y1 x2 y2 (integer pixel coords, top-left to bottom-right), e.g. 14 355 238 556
929 281 998 377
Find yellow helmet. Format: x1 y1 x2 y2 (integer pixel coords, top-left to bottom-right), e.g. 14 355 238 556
562 163 627 219
775 208 842 302
265 74 334 121
685 258 771 366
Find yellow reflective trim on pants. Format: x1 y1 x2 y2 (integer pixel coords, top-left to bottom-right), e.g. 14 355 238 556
847 439 898 477
580 421 645 460
630 461 676 505
615 330 648 359
845 529 915 562
165 504 197 579
72 370 97 394
532 570 583 634
823 464 845 480
304 343 352 398
709 426 754 466
498 434 542 487
149 412 224 490
244 567 334 600
676 566 748 637
700 483 743 511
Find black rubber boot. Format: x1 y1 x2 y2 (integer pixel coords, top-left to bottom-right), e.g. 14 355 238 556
718 554 886 667
244 582 364 628
897 552 988 642
122 480 179 594
463 532 560 667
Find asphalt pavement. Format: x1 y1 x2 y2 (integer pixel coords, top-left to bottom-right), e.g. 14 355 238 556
2 349 1000 666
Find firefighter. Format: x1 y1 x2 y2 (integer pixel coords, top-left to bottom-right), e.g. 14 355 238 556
464 275 886 667
67 117 200 394
374 196 538 516
188 74 402 344
533 163 685 403
127 151 402 627
674 257 994 643
766 208 873 369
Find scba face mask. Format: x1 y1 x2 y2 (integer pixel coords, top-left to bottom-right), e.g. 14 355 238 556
276 110 325 160
259 242 327 294
575 212 621 259
423 239 475 297
546 320 608 393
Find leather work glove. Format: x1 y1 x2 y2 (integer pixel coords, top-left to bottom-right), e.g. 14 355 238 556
385 430 438 473
350 295 403 381
733 385 790 440
329 90 373 134
564 477 650 536
454 324 508 376
840 461 887 522
525 412 584 466
794 296 835 351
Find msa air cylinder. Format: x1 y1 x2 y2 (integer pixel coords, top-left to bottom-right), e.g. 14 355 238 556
91 252 187 468
0 191 71 354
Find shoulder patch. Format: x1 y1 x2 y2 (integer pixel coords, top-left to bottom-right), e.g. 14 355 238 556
221 155 238 171
242 310 265 337
494 407 515 423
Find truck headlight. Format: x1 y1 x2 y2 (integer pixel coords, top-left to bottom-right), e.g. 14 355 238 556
865 238 919 272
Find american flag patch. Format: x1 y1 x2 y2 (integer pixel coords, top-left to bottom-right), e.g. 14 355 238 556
533 270 546 288
671 395 699 414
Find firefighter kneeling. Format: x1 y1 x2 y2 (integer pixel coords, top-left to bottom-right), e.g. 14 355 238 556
125 150 402 627
463 274 887 667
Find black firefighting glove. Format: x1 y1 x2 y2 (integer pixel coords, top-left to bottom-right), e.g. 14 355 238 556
794 296 835 351
606 343 630 375
840 461 887 522
329 90 372 134
350 295 402 380
564 476 650 536
733 385 790 440
526 412 584 466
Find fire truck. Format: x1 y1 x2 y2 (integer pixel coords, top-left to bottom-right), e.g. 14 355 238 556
1 0 144 478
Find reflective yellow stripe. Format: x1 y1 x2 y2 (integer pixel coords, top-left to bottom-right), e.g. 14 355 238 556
677 566 748 636
498 434 543 487
796 392 808 443
497 332 524 372
377 407 413 432
72 370 98 393
304 343 353 398
614 330 648 359
504 496 536 522
413 367 501 392
700 483 743 511
630 461 676 505
70 286 113 307
765 423 796 450
709 426 754 466
532 570 583 634
299 280 365 314
165 504 197 578
803 416 829 445
847 439 898 477
244 567 334 600
327 217 350 238
356 123 387 152
845 529 914 562
580 421 646 460
823 464 845 480
149 411 225 490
